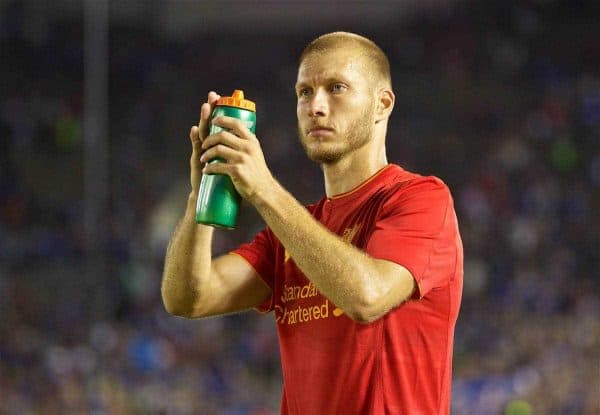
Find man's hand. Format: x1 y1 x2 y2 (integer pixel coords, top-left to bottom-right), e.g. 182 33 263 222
189 91 221 196
200 115 275 205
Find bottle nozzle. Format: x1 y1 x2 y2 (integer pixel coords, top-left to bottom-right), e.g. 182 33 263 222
215 89 255 112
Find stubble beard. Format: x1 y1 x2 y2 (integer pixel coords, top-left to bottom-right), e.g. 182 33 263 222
297 106 375 165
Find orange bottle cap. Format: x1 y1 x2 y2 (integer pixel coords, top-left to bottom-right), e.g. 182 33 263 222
216 90 255 112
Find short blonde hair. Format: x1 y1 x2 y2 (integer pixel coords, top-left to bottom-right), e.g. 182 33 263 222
299 32 392 88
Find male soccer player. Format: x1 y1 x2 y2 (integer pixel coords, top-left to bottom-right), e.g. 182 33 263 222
162 32 463 414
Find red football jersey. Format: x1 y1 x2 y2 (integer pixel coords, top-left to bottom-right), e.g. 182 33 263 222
233 164 463 415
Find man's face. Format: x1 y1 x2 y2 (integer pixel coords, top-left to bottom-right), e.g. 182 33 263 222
296 49 378 164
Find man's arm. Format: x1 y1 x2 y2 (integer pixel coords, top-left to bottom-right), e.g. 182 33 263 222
253 184 416 323
161 91 271 319
161 193 271 318
201 117 415 323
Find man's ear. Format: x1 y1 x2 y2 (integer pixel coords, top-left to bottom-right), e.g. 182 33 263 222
375 88 395 123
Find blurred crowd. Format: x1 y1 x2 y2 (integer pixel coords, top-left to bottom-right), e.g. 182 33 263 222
1 1 598 414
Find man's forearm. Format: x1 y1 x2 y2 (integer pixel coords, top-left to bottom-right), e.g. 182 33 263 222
251 182 403 322
161 193 214 316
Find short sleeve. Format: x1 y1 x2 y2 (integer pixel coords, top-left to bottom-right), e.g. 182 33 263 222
366 177 460 299
231 227 277 312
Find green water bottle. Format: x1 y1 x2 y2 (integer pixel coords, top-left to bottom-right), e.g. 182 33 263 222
195 90 256 229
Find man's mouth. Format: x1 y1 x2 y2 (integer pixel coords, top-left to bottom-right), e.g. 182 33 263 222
308 126 334 136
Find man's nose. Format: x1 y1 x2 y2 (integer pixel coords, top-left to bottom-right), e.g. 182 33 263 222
308 89 328 117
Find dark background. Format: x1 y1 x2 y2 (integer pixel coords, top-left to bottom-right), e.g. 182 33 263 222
0 0 598 413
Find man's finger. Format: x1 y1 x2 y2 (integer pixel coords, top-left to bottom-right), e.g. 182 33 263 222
189 126 202 167
201 130 246 151
200 144 242 164
208 91 220 104
211 116 255 140
198 103 211 139
198 92 221 140
190 126 202 155
202 159 232 176
190 126 199 143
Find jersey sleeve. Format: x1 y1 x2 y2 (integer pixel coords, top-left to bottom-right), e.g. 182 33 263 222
366 177 460 299
231 227 277 313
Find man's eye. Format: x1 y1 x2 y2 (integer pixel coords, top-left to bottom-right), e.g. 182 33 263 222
299 88 311 97
331 83 347 93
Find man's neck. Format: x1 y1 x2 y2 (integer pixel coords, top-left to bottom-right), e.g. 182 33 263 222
322 145 388 197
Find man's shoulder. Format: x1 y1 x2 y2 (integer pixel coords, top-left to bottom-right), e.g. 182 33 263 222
385 164 450 195
305 197 326 213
